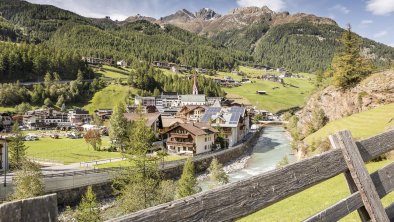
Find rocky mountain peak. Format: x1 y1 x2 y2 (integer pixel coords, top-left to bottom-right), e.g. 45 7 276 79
160 9 196 22
195 8 221 20
231 6 274 15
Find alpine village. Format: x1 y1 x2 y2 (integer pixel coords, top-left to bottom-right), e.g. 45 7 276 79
0 0 393 221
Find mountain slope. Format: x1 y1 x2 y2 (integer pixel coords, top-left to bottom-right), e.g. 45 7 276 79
156 7 394 72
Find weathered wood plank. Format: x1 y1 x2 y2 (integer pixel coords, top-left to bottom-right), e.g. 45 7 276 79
344 171 370 222
305 162 394 222
386 203 394 221
107 130 394 222
329 131 389 222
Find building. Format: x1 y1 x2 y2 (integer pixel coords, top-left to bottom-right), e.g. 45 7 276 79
161 116 185 132
201 106 250 147
180 95 206 106
23 109 71 130
82 57 114 65
176 105 207 123
68 109 91 125
0 113 13 132
164 122 217 155
124 112 163 133
94 109 113 120
116 60 128 67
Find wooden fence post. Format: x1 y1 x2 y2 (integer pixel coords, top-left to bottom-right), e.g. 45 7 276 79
329 130 390 222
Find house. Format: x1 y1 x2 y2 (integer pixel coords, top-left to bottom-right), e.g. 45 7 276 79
135 96 156 107
277 67 286 72
0 113 13 132
176 105 207 122
206 97 223 106
262 74 284 84
23 109 71 130
201 106 250 147
180 95 206 106
94 109 113 120
179 65 192 72
116 60 128 67
68 109 91 125
161 116 185 132
256 91 267 95
164 122 217 155
82 57 114 65
124 112 163 133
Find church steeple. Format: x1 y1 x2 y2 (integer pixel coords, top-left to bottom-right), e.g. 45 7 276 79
192 74 198 95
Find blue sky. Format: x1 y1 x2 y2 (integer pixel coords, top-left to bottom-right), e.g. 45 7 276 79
26 0 394 46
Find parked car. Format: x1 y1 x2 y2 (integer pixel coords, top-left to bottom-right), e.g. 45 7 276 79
25 135 39 141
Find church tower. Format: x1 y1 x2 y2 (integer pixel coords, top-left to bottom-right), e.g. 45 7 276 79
192 74 198 95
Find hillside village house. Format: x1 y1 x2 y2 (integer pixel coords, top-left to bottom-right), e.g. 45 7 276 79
68 109 91 125
164 123 217 155
124 112 163 133
201 106 250 147
23 109 71 130
0 113 13 132
161 116 185 132
176 105 207 123
116 60 128 67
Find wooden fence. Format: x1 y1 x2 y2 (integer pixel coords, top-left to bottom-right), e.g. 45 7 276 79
108 130 394 222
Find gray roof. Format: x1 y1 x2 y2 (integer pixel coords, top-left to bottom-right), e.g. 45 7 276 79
180 95 206 103
201 106 245 127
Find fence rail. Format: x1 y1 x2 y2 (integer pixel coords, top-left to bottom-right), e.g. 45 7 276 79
108 130 394 222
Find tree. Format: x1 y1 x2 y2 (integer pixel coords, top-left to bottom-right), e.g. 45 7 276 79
14 102 31 114
208 158 229 187
331 25 372 88
56 95 65 108
276 156 289 168
177 158 198 198
84 129 102 151
113 114 170 213
44 97 52 107
109 102 128 151
76 186 101 222
8 123 27 169
11 162 44 200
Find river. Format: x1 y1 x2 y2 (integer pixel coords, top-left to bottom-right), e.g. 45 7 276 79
199 125 296 191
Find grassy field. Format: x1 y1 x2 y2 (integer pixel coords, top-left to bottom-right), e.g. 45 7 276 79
96 155 187 168
305 103 394 144
239 66 281 77
239 159 394 222
94 65 132 79
26 136 122 164
84 84 137 113
0 106 15 112
224 75 315 113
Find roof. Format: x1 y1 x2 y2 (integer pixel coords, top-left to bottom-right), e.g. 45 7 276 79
180 95 206 103
201 106 246 127
178 105 207 114
161 117 185 128
166 123 217 136
124 112 161 127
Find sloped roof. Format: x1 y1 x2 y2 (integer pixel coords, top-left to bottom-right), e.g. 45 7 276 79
124 112 161 127
201 106 246 127
161 116 185 128
165 122 217 136
180 95 206 103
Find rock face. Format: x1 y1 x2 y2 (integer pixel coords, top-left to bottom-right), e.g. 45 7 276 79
296 70 394 136
123 6 336 36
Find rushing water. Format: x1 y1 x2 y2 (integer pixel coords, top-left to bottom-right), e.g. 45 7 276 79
199 125 296 191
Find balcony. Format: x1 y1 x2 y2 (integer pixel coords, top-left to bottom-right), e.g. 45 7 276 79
166 141 194 147
170 133 190 138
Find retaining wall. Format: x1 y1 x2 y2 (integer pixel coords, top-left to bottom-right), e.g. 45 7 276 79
56 129 263 207
0 194 57 222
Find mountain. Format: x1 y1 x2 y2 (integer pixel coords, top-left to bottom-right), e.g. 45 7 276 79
155 7 394 72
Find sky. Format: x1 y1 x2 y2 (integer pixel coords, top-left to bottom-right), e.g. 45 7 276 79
26 0 394 47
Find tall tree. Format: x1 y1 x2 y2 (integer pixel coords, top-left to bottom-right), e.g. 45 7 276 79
8 122 27 169
109 102 128 151
83 129 102 151
177 158 198 198
331 25 372 88
208 158 229 187
76 186 101 222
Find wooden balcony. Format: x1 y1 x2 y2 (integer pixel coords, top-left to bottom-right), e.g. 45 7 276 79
166 141 194 147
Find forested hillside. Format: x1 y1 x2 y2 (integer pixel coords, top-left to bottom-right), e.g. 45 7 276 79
46 21 251 70
252 22 394 72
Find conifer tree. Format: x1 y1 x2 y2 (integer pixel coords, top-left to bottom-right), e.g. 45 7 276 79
76 186 101 222
109 102 128 151
8 122 27 169
208 158 229 187
177 158 198 198
331 25 372 88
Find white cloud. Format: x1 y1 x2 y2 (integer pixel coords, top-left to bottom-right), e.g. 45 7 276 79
330 4 350 14
361 20 373 25
366 0 394 15
236 0 286 11
374 30 388 38
389 43 394 47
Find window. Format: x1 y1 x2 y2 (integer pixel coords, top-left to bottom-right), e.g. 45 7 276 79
205 137 207 142
205 145 207 150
